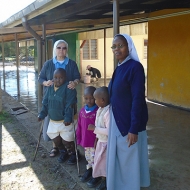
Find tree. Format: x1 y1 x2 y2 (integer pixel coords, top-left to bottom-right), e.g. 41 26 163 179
0 42 34 61
0 42 16 58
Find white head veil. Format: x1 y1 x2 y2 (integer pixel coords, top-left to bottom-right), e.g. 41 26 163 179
52 40 69 58
114 34 140 62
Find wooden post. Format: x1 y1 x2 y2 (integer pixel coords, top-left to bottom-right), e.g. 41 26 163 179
113 0 120 69
2 40 5 90
0 39 3 112
80 40 86 79
25 40 28 67
0 80 2 113
0 63 2 113
104 29 107 86
80 49 83 76
22 17 43 112
15 33 20 96
42 24 46 64
37 39 43 113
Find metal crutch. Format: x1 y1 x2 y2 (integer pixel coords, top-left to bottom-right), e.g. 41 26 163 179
72 106 81 177
33 120 44 161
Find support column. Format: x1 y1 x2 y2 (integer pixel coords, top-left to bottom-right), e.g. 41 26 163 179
15 33 20 96
25 41 28 67
0 74 2 113
80 40 86 78
42 24 46 64
113 0 120 69
104 29 107 86
2 40 5 90
37 39 42 112
22 17 42 112
0 40 3 112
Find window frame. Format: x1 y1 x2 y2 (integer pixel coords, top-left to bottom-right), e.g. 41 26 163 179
82 39 98 60
144 39 148 59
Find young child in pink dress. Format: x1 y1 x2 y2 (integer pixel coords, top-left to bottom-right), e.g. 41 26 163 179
76 86 98 183
87 86 110 190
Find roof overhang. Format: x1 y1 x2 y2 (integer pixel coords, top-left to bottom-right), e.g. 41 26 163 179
0 0 190 42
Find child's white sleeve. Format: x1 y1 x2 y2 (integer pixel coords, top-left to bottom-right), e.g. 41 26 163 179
94 126 108 135
94 109 110 135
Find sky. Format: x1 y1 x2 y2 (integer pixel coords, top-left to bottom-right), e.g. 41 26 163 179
0 0 35 23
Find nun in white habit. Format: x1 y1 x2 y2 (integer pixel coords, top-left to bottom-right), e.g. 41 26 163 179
106 34 150 190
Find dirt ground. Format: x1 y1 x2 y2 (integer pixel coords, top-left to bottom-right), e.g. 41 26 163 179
0 90 86 190
1 85 190 190
0 113 84 190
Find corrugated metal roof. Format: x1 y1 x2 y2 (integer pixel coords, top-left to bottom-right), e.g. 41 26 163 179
0 0 68 28
0 0 190 42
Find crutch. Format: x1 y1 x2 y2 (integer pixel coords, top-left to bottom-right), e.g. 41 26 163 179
72 105 81 177
33 120 44 161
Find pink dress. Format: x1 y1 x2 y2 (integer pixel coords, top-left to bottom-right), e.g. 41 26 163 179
92 105 110 178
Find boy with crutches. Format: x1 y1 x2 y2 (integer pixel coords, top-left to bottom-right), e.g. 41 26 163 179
38 68 81 165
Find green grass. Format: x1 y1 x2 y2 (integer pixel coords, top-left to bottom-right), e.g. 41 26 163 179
0 111 12 123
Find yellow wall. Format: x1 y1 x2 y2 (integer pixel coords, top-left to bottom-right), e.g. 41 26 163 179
148 10 190 109
132 35 147 73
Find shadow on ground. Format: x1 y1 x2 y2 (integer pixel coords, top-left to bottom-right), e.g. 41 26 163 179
1 84 190 189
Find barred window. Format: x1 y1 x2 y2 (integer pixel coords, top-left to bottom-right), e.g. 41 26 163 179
144 39 148 59
83 39 98 60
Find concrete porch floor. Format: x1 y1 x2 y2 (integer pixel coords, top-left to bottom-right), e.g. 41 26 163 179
145 100 190 190
77 80 190 190
1 79 190 190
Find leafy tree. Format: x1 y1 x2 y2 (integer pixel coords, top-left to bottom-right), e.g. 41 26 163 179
0 42 16 58
0 42 34 60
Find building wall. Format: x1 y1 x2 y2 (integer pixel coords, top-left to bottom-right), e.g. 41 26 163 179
45 33 80 72
132 35 148 76
81 37 114 78
44 24 148 84
53 33 78 63
79 24 148 78
148 9 190 109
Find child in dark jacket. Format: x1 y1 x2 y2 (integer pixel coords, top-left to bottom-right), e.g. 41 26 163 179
76 86 98 183
38 68 79 165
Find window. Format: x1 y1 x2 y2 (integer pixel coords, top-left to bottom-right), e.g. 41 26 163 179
144 39 148 59
83 39 98 60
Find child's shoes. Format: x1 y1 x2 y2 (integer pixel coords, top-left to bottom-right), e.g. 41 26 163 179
95 178 106 190
80 167 92 182
86 177 102 188
58 149 69 163
67 150 81 165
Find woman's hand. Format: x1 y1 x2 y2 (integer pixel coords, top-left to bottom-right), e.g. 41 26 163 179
67 80 79 89
43 80 54 87
127 132 138 147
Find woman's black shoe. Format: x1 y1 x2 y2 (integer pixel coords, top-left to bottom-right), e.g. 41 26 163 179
80 168 92 182
86 177 102 188
96 179 106 190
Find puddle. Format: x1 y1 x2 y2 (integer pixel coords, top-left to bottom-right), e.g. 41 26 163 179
0 65 111 115
0 65 38 115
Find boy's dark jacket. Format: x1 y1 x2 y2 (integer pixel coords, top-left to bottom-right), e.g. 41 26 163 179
38 82 77 122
